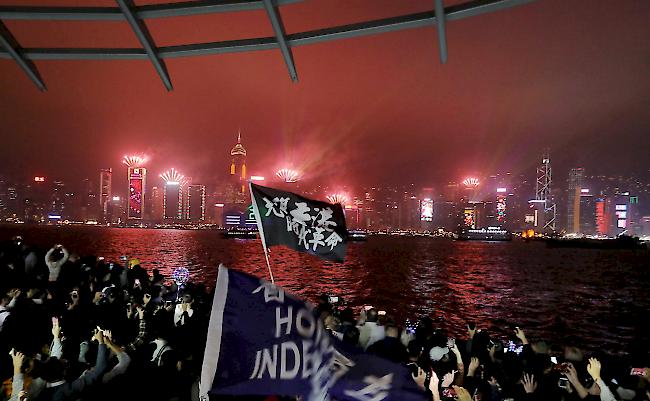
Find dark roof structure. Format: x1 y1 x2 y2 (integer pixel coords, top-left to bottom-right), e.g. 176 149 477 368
0 0 535 92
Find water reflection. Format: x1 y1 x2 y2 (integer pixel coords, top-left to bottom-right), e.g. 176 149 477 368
1 225 648 353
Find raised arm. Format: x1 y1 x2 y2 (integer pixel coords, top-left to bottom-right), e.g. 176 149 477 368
8 349 25 401
587 358 617 401
70 329 108 394
102 334 131 383
565 363 589 399
50 317 63 358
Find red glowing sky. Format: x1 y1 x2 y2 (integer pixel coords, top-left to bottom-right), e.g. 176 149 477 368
1 0 649 187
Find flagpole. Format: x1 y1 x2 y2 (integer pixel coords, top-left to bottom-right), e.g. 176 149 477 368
249 181 275 283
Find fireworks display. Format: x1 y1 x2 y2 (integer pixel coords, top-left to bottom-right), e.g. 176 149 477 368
276 168 299 183
463 177 480 187
123 155 147 168
326 193 348 205
160 168 185 185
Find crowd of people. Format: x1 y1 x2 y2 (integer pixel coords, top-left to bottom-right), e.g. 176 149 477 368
1 235 649 401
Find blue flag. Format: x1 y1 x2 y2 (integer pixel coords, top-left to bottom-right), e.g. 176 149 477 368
200 265 428 401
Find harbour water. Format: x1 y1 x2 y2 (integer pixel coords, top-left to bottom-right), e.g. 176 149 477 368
1 225 648 354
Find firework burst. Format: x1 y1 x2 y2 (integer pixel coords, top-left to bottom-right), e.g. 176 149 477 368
276 168 299 183
160 168 185 185
123 155 147 168
326 193 348 205
462 177 480 187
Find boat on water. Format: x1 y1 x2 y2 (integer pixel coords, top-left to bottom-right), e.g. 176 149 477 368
348 230 368 241
222 228 259 239
457 227 512 241
546 235 647 250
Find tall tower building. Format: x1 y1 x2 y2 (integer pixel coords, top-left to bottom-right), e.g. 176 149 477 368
230 132 247 196
161 168 185 220
531 154 556 232
99 168 112 221
127 167 146 219
567 168 584 233
187 184 206 221
150 186 164 221
123 155 147 220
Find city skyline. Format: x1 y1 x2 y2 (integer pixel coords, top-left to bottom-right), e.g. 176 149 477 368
0 0 649 188
0 133 648 236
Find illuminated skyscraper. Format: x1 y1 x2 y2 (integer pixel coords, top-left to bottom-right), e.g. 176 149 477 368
579 188 595 235
127 168 146 219
531 154 556 232
161 169 185 220
187 185 206 221
496 187 507 225
595 196 609 236
99 168 112 220
230 132 247 196
150 186 164 221
567 168 584 233
123 155 147 220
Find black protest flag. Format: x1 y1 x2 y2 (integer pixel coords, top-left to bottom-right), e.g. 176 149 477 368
250 183 348 262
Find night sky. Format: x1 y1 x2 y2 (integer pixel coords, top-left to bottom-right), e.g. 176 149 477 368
1 0 649 188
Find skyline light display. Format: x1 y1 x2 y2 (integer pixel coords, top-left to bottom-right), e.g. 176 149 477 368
276 168 300 183
464 207 476 228
496 195 507 223
463 177 480 188
420 198 433 222
123 155 147 168
326 193 348 205
160 168 185 185
127 167 146 220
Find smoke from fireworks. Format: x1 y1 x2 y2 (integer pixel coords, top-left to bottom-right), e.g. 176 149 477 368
276 168 300 183
123 155 147 168
160 168 185 185
326 193 348 205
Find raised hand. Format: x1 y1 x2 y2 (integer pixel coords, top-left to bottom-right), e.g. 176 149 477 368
136 305 145 320
564 362 578 380
522 373 537 393
10 348 25 373
92 327 105 344
587 358 601 381
412 367 426 390
51 317 61 339
468 357 480 376
488 344 497 361
442 370 457 387
514 327 528 344
467 324 477 339
143 293 151 305
429 369 440 392
488 376 501 390
452 386 472 401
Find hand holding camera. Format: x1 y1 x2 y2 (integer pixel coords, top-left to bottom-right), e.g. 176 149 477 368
514 327 528 344
442 370 457 387
9 348 25 373
91 327 105 344
452 386 472 401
